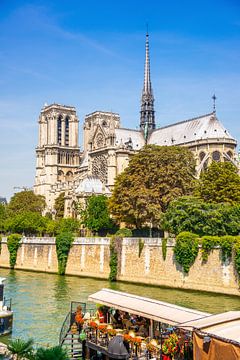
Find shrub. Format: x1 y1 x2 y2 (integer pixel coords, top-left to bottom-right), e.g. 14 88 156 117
115 228 132 237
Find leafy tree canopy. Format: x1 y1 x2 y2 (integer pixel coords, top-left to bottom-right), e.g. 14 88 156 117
195 161 240 204
4 211 48 236
8 191 45 215
81 195 114 233
161 196 240 236
54 192 65 219
0 203 7 232
109 145 196 228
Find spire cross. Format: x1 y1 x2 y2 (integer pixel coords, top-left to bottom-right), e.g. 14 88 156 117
212 94 217 112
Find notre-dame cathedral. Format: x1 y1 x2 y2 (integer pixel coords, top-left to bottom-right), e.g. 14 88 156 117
34 34 238 216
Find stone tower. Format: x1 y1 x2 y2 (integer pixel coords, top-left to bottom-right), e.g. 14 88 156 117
140 32 155 138
34 103 80 212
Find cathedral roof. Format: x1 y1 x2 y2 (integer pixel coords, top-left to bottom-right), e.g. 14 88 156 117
115 128 145 150
75 176 111 194
148 112 236 146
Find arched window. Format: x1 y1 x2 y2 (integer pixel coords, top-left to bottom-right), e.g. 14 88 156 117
66 171 73 181
199 151 206 162
65 117 69 146
57 116 62 145
57 170 64 182
212 151 221 162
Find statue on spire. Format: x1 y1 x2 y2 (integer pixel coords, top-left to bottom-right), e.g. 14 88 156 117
140 31 156 136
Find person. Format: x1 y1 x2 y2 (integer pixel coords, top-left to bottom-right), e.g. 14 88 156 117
96 306 105 323
75 305 83 331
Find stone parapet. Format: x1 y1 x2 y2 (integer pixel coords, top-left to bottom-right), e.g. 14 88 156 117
0 237 239 296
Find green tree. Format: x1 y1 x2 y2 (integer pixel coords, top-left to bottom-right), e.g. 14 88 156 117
7 191 45 215
195 161 240 204
54 193 65 219
4 212 48 236
109 145 196 228
0 203 7 233
7 338 34 360
161 196 240 236
81 195 114 234
56 218 80 234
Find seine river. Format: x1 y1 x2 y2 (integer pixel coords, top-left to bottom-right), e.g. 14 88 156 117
0 268 239 346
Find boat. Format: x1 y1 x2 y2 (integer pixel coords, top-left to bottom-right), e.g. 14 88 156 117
59 289 209 360
0 278 13 335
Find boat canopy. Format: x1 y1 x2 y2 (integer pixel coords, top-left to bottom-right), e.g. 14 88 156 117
179 311 240 343
88 288 210 325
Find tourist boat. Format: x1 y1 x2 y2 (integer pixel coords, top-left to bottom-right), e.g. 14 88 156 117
0 278 13 335
59 289 209 360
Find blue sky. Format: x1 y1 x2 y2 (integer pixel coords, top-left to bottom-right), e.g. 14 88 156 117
1 0 240 200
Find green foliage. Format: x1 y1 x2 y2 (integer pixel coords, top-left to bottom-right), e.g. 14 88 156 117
174 232 199 273
109 236 122 282
162 238 167 261
161 196 240 236
234 239 240 282
54 193 65 219
195 161 240 204
7 338 34 360
115 228 132 237
7 234 22 268
81 195 114 234
0 203 7 233
56 218 80 234
200 236 219 262
138 238 144 257
7 191 45 215
56 232 74 275
4 212 48 236
109 145 196 228
34 345 70 360
173 232 240 281
219 236 235 262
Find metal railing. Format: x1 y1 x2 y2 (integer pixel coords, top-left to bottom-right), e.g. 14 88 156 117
59 302 96 346
59 311 71 345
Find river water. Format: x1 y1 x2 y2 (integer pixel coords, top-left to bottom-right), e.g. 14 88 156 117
0 268 239 346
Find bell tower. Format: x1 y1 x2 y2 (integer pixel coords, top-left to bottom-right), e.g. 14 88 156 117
34 103 80 211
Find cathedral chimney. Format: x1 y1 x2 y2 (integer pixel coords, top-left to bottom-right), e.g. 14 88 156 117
140 31 155 137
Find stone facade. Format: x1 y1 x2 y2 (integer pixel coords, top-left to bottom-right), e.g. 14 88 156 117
0 237 239 296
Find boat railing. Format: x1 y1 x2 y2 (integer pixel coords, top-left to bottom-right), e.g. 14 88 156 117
59 302 96 345
59 311 71 345
3 297 12 311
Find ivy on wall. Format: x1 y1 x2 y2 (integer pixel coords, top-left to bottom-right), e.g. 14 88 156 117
138 238 144 257
174 232 199 273
162 238 167 261
174 232 240 282
55 231 74 275
7 234 22 269
109 236 122 282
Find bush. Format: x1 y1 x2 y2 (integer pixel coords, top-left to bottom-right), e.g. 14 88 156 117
174 232 199 273
115 228 132 237
7 234 22 268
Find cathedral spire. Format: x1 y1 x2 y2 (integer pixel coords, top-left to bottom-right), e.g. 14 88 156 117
140 31 155 136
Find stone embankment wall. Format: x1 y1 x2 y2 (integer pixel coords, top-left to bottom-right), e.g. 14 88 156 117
0 237 239 296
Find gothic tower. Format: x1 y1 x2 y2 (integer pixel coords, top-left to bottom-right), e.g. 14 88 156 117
34 103 80 212
140 32 156 137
